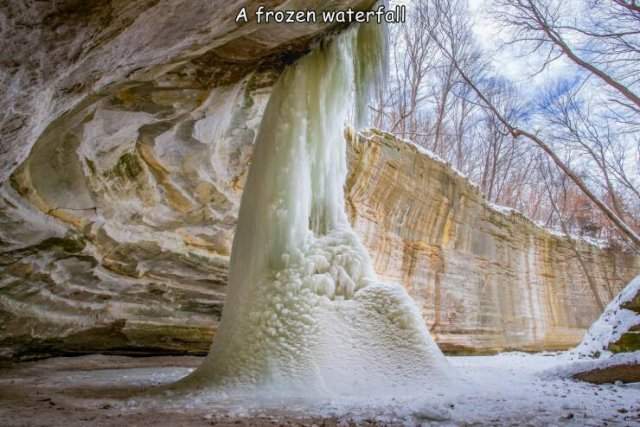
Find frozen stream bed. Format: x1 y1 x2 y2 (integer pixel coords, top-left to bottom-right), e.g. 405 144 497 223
0 353 638 426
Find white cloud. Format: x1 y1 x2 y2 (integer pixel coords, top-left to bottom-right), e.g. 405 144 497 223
468 0 577 102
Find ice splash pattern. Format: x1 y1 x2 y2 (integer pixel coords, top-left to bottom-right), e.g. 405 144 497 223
180 21 451 399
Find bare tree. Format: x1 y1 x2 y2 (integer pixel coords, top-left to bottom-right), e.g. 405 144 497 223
541 83 640 227
373 3 438 140
371 0 640 251
423 0 640 250
493 0 640 111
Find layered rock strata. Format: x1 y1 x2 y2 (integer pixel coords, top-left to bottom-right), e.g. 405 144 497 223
347 130 639 354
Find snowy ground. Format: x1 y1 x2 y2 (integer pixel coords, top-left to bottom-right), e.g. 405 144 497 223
0 353 638 426
448 353 639 426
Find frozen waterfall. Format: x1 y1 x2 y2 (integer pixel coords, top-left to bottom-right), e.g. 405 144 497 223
179 20 451 400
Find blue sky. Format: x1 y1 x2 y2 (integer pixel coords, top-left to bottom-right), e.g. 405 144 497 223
468 0 576 103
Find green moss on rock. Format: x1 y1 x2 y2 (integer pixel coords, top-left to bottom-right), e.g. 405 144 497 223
108 152 143 180
85 157 96 175
621 295 640 313
608 329 640 353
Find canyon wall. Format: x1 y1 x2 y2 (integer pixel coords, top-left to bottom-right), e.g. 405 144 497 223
1 1 638 360
347 130 639 354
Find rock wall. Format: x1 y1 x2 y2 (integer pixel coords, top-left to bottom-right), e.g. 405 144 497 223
0 0 370 183
347 130 640 354
1 1 638 360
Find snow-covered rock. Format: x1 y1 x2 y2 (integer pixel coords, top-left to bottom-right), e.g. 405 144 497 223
562 275 640 383
574 275 640 358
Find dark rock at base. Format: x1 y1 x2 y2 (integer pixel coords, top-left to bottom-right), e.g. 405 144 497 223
573 362 640 384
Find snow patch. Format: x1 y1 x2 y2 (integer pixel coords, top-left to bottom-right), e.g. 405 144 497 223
572 274 640 359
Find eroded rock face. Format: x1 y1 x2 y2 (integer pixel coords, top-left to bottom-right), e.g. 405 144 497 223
0 65 261 358
0 0 370 183
3 122 638 359
0 1 637 360
0 0 372 359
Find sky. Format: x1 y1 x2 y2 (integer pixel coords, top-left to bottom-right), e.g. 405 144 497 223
387 0 578 103
467 0 575 102
465 0 639 185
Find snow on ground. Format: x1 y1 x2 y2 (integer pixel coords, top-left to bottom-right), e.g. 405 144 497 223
109 352 640 425
448 352 639 426
1 353 638 426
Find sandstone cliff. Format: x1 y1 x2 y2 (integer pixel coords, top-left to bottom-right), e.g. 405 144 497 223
1 0 638 360
347 130 639 354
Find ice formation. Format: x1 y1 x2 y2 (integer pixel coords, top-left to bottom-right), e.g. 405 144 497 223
178 21 450 399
